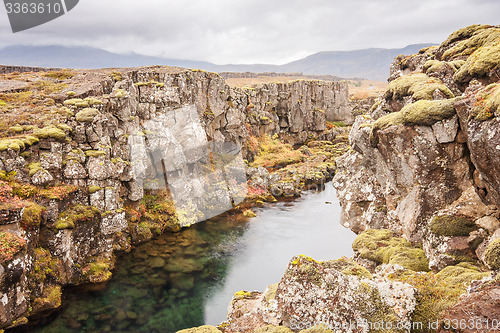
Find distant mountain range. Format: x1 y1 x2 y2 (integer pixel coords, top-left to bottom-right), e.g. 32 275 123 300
0 44 433 81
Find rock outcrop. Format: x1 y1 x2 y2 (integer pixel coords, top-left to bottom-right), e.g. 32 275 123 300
0 66 349 329
221 255 416 333
330 24 500 329
334 24 500 260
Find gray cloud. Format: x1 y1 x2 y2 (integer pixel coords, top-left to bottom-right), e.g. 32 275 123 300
0 0 498 64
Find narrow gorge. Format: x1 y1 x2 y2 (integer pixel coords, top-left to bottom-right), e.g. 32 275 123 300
0 64 350 330
1 24 500 333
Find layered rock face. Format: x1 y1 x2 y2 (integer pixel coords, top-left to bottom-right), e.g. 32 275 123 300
0 67 349 329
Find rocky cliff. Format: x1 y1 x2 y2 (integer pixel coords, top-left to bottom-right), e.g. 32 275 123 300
205 25 500 333
0 66 350 329
331 24 500 329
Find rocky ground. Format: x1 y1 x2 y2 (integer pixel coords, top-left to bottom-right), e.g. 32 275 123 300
184 24 500 333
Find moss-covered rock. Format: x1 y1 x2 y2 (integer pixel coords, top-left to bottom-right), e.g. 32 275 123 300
443 26 500 60
29 248 61 285
20 203 46 230
441 24 492 49
423 60 445 74
33 126 66 141
371 99 456 144
391 263 491 328
88 185 102 194
470 83 500 121
352 229 430 271
243 209 257 218
454 41 500 82
483 238 500 270
84 150 106 157
64 97 102 108
27 163 43 177
401 98 456 126
322 257 373 279
436 263 491 294
271 255 416 333
429 214 477 237
384 73 454 101
32 285 62 313
75 108 99 122
250 134 304 170
0 138 26 151
83 257 113 283
254 325 293 333
55 204 100 230
177 325 221 333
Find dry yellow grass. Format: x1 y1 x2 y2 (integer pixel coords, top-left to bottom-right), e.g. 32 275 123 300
225 75 313 88
225 75 387 100
347 80 387 100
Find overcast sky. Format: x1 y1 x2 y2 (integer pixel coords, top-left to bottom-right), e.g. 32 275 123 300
0 0 498 64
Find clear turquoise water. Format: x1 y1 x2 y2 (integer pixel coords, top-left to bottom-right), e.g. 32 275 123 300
12 183 355 333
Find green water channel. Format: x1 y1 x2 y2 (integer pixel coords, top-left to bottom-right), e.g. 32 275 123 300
13 182 355 333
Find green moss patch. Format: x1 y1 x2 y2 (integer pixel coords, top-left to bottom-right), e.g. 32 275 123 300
126 190 181 235
371 99 456 141
323 257 372 279
134 81 164 88
28 162 44 176
0 138 26 151
441 24 492 49
30 248 60 283
443 27 500 60
21 203 46 230
83 257 113 283
44 69 75 80
454 41 500 82
88 185 102 194
384 73 454 101
75 108 99 122
437 263 491 294
402 99 456 126
371 111 404 133
423 60 445 74
33 126 66 141
392 263 490 328
352 229 430 272
0 231 26 263
55 204 99 230
429 214 477 237
32 284 62 312
483 238 500 270
84 150 106 157
64 97 102 108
